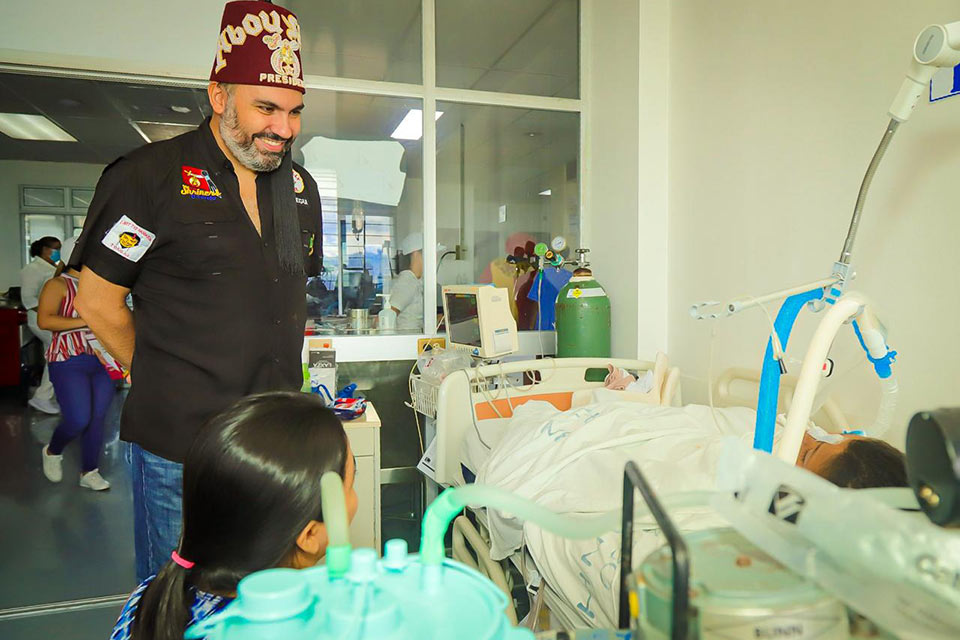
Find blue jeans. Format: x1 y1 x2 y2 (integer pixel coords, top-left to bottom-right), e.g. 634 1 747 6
125 443 183 582
48 354 114 472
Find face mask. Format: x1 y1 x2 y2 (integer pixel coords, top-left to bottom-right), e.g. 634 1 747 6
49 250 61 263
807 424 844 444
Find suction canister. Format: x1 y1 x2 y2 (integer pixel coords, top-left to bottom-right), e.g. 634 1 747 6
555 265 611 358
185 473 534 640
185 543 532 640
634 528 849 640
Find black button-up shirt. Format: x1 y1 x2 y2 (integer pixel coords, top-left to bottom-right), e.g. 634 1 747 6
72 118 321 462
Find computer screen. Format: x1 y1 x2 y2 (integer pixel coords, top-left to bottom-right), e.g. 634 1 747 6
445 292 482 347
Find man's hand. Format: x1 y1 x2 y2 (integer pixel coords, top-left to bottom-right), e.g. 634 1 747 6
75 267 135 369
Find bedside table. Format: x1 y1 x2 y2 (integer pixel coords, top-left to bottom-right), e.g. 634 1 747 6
343 402 381 551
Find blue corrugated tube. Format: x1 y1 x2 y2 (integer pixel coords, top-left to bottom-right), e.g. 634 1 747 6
753 288 825 452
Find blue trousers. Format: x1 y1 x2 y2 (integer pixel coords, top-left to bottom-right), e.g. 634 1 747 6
48 354 114 472
126 443 183 582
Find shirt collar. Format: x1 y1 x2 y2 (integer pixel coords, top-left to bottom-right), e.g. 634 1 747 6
31 258 56 272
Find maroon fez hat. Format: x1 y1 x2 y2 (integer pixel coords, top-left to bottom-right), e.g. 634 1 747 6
210 1 305 93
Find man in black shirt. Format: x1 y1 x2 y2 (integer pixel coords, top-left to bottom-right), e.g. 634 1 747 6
71 0 320 580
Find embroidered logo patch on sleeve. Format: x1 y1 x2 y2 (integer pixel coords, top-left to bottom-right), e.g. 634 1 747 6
102 215 155 262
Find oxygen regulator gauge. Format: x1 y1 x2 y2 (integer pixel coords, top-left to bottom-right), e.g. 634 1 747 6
533 242 563 267
551 236 567 253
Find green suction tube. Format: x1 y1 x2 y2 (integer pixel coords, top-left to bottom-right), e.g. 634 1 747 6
420 484 713 567
320 471 351 578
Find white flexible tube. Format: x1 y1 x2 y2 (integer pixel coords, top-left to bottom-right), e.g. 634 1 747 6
420 483 713 565
872 375 899 437
776 294 867 463
321 471 350 548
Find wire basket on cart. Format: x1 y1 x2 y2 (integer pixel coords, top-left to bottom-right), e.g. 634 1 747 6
410 374 440 419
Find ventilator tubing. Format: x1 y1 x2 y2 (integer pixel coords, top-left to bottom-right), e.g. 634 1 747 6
777 294 872 464
754 287 824 452
420 484 712 566
872 376 899 438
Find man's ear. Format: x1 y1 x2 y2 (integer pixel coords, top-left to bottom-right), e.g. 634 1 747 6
208 82 228 116
296 520 328 556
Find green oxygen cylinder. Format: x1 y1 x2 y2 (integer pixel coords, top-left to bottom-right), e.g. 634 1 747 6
555 264 611 358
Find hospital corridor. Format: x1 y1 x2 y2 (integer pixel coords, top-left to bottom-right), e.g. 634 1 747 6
1 1 959 639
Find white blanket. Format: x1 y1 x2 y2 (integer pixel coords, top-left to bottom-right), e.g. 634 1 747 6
476 401 759 628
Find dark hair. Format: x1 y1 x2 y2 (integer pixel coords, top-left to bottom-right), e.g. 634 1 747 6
821 438 908 489
132 392 348 640
29 236 60 257
396 250 412 274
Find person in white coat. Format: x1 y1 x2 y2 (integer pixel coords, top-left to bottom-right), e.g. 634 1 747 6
20 235 62 414
390 232 426 331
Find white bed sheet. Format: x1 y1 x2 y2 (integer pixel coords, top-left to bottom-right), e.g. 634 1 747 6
473 400 761 628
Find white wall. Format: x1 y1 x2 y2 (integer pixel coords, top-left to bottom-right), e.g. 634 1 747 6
668 0 960 444
0 160 105 291
585 0 670 359
0 1 220 79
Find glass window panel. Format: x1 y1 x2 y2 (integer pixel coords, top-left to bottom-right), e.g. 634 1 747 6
296 92 423 334
71 215 86 238
436 102 579 330
71 188 95 210
288 0 422 84
437 0 579 98
22 186 65 209
23 215 68 266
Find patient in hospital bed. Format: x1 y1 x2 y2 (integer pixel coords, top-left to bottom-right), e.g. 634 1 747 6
471 399 906 629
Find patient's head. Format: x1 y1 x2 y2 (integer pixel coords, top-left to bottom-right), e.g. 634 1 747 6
798 432 907 489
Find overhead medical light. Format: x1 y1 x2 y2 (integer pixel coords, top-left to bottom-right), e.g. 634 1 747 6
539 189 552 196
390 109 443 141
0 113 76 142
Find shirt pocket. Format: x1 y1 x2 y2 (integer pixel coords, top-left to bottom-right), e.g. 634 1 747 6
172 203 243 275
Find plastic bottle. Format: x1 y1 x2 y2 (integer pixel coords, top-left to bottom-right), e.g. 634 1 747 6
377 293 396 332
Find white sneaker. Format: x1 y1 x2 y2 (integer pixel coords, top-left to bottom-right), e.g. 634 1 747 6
42 445 63 483
29 396 60 415
79 469 111 491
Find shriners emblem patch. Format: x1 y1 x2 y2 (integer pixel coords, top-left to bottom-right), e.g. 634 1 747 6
292 169 305 194
181 166 222 200
102 215 155 263
264 32 302 83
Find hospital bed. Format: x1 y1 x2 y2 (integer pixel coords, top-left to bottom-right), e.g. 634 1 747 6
422 357 851 630
422 355 677 628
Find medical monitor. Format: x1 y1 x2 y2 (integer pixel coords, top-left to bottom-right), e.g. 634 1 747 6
442 285 518 358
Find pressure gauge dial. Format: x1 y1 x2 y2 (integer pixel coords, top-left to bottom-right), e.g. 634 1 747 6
551 236 567 252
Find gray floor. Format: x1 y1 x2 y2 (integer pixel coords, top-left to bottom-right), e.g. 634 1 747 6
0 387 133 639
0 374 426 640
0 604 125 640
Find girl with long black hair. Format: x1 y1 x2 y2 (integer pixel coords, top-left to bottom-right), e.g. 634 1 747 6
110 391 357 640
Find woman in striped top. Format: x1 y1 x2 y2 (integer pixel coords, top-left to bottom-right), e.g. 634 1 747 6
37 266 113 491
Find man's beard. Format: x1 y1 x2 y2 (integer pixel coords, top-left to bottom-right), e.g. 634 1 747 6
219 101 293 172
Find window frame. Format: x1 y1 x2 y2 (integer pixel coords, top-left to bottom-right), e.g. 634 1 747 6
19 185 94 267
7 0 588 340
